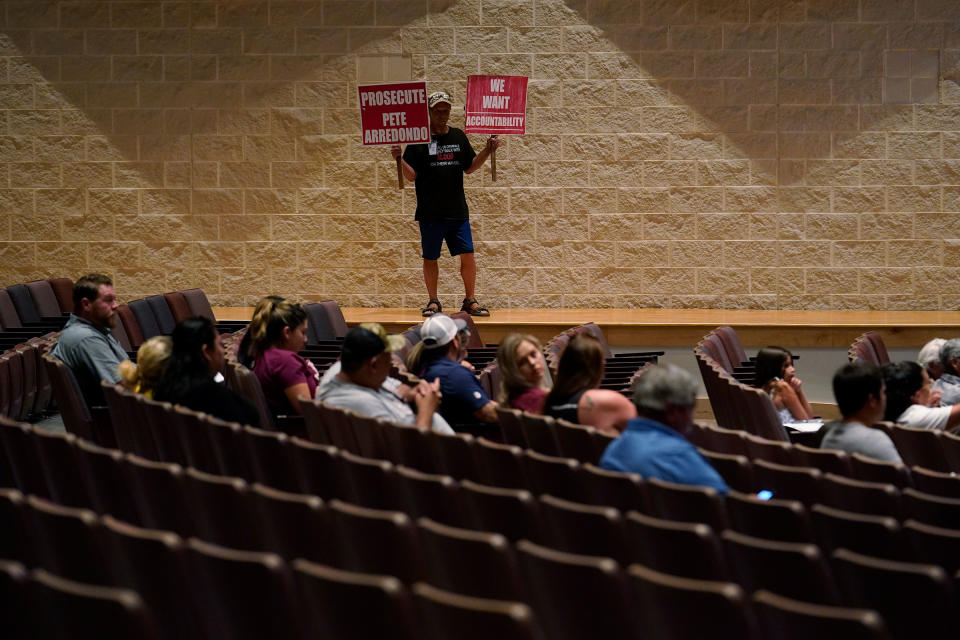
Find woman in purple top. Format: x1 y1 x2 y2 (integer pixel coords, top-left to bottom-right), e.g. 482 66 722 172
496 333 550 413
249 298 318 416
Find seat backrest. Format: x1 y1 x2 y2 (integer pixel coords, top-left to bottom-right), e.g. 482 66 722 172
229 362 275 430
903 519 960 574
7 284 42 324
832 547 956 639
752 590 892 640
887 424 950 472
145 295 176 335
538 494 626 562
721 529 840 605
848 334 881 365
327 499 424 583
811 503 905 561
185 538 299 640
624 510 728 581
24 495 109 585
698 449 755 494
579 463 647 513
25 280 62 317
412 582 541 640
303 303 340 343
473 437 527 489
42 354 95 441
128 299 161 340
31 428 86 508
416 517 524 601
318 300 349 338
0 290 22 329
293 559 416 640
753 459 823 505
516 539 635 640
115 305 144 349
715 326 748 366
460 479 540 542
28 567 159 639
627 562 756 639
849 452 912 488
162 292 193 323
901 488 960 530
448 311 485 349
644 476 728 532
819 473 901 519
863 332 890 365
180 289 217 323
47 278 75 314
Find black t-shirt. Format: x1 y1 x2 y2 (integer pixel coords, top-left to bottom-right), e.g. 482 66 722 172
179 379 261 428
403 127 477 221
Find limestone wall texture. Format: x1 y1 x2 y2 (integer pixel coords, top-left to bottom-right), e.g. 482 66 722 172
1 0 960 309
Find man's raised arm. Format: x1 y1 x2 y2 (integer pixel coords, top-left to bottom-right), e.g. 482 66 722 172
466 136 500 174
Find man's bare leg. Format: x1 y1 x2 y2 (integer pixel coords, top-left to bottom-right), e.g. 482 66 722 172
423 258 440 303
460 252 477 308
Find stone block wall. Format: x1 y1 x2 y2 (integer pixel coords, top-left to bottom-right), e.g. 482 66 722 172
1 0 959 309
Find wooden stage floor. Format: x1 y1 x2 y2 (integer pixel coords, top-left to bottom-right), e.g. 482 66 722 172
211 307 960 348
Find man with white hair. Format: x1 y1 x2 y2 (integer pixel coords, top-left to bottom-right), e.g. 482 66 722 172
599 364 729 494
931 338 960 406
918 337 946 381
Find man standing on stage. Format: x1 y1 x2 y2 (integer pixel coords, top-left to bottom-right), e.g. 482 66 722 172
391 91 500 317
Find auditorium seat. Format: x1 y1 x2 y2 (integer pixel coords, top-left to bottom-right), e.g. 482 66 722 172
811 504 905 561
28 568 159 639
752 590 891 640
241 425 298 493
819 473 901 519
32 428 87 509
102 382 159 461
940 430 960 471
183 467 257 551
901 488 960 529
724 490 815 543
412 582 542 640
752 459 823 505
416 517 525 601
624 510 728 581
145 295 177 335
794 444 853 476
721 529 840 605
522 450 583 501
0 489 30 565
903 519 960 574
24 280 65 320
909 466 960 498
460 480 540 542
24 495 110 585
327 499 424 583
538 494 627 561
128 298 162 341
185 538 300 640
554 419 606 463
394 465 463 526
627 562 756 640
381 424 436 474
288 436 341 500
293 560 416 640
517 539 636 640
47 277 74 314
473 437 527 489
100 515 200 640
115 304 145 350
74 438 139 525
698 449 755 493
887 425 951 472
517 412 562 457
336 449 398 511
249 483 328 564
0 417 49 498
162 291 193 323
831 548 956 640
644 477 728 532
848 452 912 488
579 463 647 513
0 559 28 638
122 453 191 535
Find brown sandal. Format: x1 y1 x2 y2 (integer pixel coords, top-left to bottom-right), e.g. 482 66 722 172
422 299 442 317
460 298 490 317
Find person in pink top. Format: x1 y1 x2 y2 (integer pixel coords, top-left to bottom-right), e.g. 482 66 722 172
496 333 551 413
249 298 318 416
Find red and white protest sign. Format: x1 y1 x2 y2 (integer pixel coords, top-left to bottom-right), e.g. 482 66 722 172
357 81 430 146
464 75 528 135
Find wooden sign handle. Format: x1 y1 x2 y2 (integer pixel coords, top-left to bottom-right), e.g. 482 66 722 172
490 136 497 182
396 156 404 189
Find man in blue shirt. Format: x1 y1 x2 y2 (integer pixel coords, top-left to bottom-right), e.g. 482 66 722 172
418 313 498 431
49 274 129 405
600 364 729 494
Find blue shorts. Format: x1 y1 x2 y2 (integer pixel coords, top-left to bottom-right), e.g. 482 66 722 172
419 219 474 260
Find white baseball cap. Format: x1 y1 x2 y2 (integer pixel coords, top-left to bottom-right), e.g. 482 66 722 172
421 313 467 349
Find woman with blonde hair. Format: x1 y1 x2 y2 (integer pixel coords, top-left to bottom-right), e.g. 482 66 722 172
248 297 318 416
117 335 171 399
496 333 550 413
543 333 636 434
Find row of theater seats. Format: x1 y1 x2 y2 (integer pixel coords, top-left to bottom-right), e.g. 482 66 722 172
2 410 956 639
697 328 793 441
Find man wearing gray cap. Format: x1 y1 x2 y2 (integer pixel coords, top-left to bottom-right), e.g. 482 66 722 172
417 313 498 431
391 90 500 318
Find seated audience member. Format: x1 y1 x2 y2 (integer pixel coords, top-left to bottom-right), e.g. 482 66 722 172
248 297 318 416
49 273 129 405
918 337 946 381
237 295 285 368
316 323 452 434
496 333 550 413
599 364 729 494
932 338 960 407
117 336 171 399
153 316 260 427
754 346 814 422
819 363 901 463
543 333 636 434
418 314 498 430
882 361 960 431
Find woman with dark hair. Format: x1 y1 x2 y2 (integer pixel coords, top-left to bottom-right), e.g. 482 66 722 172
882 360 960 430
154 316 260 426
754 346 813 423
543 333 635 434
496 333 550 413
248 297 318 416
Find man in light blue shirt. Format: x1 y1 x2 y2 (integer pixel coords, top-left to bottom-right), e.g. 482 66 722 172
49 274 128 405
932 338 960 407
600 364 729 494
